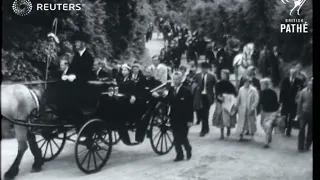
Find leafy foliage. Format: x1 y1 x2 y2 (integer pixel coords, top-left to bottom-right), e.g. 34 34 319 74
2 0 154 82
182 0 312 65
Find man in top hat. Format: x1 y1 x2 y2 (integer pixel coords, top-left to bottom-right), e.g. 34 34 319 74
194 62 217 135
60 31 94 128
65 31 94 85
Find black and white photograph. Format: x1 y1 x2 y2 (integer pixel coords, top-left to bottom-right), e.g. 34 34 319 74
1 0 313 180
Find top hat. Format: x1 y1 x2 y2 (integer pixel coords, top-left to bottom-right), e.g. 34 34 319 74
71 31 90 43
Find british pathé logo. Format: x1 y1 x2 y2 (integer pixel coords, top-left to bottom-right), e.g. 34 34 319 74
281 0 307 16
12 0 84 16
280 0 308 33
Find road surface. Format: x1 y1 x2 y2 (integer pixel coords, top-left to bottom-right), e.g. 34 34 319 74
1 33 312 180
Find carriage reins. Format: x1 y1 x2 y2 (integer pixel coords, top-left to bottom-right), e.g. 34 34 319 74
1 80 58 86
28 89 40 111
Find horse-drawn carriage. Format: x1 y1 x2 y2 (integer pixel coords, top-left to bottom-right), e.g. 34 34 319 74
2 79 174 175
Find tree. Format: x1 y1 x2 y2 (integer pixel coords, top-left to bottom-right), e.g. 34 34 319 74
2 0 153 82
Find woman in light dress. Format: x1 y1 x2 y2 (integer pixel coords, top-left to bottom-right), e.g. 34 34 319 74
235 76 260 141
212 69 237 139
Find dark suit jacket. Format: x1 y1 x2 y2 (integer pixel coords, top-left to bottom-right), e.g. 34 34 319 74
135 77 161 100
194 73 217 109
280 77 303 111
117 76 136 99
131 71 145 84
205 50 217 65
67 50 94 84
166 86 194 125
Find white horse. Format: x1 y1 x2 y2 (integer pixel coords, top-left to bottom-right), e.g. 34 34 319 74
233 43 255 87
1 84 45 180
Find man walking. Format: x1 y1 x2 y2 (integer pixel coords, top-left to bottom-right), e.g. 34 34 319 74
194 62 217 136
297 78 313 152
280 68 303 137
153 71 193 161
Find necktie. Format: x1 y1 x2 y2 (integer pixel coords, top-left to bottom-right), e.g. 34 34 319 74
202 74 206 92
174 87 178 96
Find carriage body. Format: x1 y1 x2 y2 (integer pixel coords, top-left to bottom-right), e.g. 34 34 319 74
29 80 174 174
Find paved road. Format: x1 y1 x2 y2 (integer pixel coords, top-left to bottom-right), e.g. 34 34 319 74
1 34 312 180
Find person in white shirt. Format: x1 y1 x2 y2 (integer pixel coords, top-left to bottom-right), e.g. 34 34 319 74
152 55 168 84
60 59 69 77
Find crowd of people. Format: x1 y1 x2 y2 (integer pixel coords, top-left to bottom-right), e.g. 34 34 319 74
151 18 291 88
51 27 312 163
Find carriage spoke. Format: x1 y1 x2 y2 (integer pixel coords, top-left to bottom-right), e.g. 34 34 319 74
52 139 60 149
164 132 168 151
153 130 161 141
95 151 104 162
80 150 90 166
37 138 45 143
43 141 49 158
40 140 47 149
156 133 163 150
78 148 89 155
87 151 92 170
49 141 54 157
160 132 164 152
92 150 98 170
166 132 173 144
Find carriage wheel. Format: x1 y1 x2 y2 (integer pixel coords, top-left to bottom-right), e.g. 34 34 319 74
75 119 112 174
36 129 67 162
111 131 120 145
150 103 174 155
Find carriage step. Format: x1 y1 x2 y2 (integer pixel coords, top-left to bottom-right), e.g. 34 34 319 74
123 142 140 146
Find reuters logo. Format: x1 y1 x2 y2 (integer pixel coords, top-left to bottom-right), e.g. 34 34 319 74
12 0 33 16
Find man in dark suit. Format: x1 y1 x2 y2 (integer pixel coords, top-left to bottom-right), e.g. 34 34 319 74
60 32 94 128
92 59 112 80
280 68 303 137
194 62 217 136
135 66 162 142
131 61 145 84
297 78 313 152
66 32 94 85
153 71 193 161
